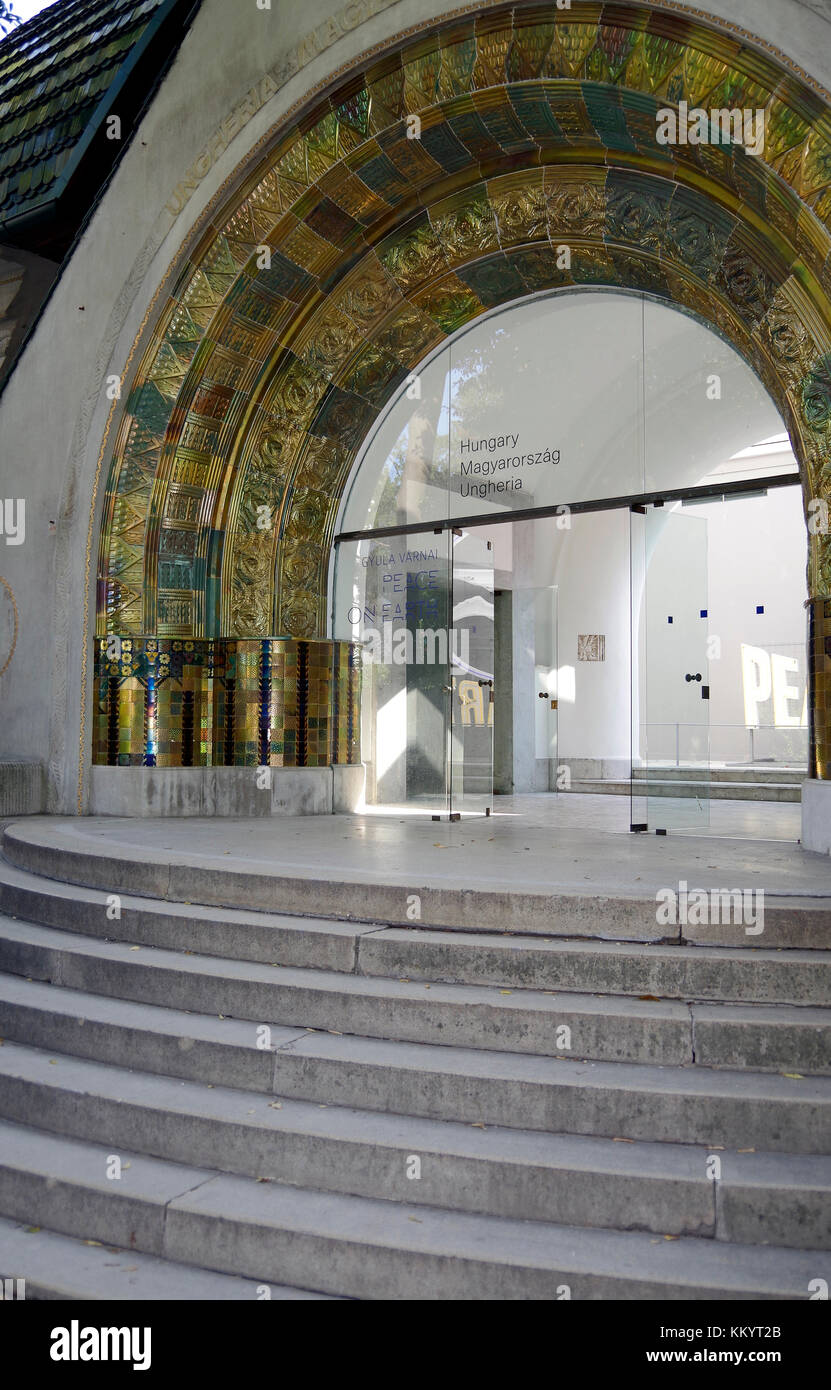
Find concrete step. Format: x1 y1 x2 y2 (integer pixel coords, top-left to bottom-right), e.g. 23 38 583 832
2 915 830 1071
359 929 831 1007
6 823 829 947
0 1215 331 1300
571 779 801 802
1 1040 827 1248
1 974 828 1151
635 768 808 785
2 859 829 1004
0 857 367 973
0 1120 827 1298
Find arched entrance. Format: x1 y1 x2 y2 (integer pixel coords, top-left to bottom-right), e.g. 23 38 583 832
90 1 831 831
330 286 807 825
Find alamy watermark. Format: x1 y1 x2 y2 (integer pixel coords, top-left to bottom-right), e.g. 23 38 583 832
357 619 471 667
656 880 764 935
656 102 765 158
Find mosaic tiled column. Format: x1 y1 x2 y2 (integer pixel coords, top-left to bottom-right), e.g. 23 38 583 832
93 639 215 767
93 637 361 768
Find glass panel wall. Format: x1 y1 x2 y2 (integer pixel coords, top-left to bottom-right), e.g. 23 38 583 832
448 530 494 816
333 531 451 814
332 290 803 825
338 290 792 537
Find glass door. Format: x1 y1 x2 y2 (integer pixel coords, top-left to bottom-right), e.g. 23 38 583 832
631 504 710 831
534 586 559 789
448 529 494 817
332 529 451 816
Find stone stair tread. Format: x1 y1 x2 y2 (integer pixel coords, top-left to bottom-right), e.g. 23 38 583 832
573 779 801 791
0 966 309 1049
5 853 830 963
0 912 699 1020
0 1119 826 1297
281 1025 831 1099
0 856 369 947
2 970 829 1104
362 928 831 1004
4 913 830 1033
2 1038 828 1192
5 858 831 1007
0 1215 330 1300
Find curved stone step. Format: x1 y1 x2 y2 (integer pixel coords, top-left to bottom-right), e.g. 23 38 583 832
0 1121 827 1299
0 974 828 1151
1 1041 828 1248
573 779 802 802
2 858 829 1005
6 821 829 947
0 1215 330 1300
2 915 829 1072
359 928 831 1007
0 857 366 973
0 915 695 1066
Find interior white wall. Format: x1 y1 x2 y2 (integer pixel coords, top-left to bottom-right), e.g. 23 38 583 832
536 510 633 769
684 485 808 761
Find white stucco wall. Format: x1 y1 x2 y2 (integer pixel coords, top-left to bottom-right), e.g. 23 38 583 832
0 0 828 811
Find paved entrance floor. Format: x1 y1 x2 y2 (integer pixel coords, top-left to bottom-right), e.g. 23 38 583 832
9 793 829 902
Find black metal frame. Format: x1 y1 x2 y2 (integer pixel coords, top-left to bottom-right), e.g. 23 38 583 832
335 472 799 545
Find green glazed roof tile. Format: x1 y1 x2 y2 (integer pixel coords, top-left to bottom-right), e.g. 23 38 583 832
0 0 174 227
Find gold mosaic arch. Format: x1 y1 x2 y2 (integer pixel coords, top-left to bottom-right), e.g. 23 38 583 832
95 0 831 773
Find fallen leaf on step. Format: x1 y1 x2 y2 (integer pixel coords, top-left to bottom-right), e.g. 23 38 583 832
48 1059 57 1065
663 1235 679 1240
638 995 661 1001
268 1102 282 1109
612 1137 634 1143
25 1226 39 1233
408 1217 423 1223
83 1240 104 1247
471 1123 486 1129
129 946 140 952
499 990 512 995
256 1177 272 1183
399 978 410 983
782 1072 804 1079
328 1030 342 1035
737 1148 755 1153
